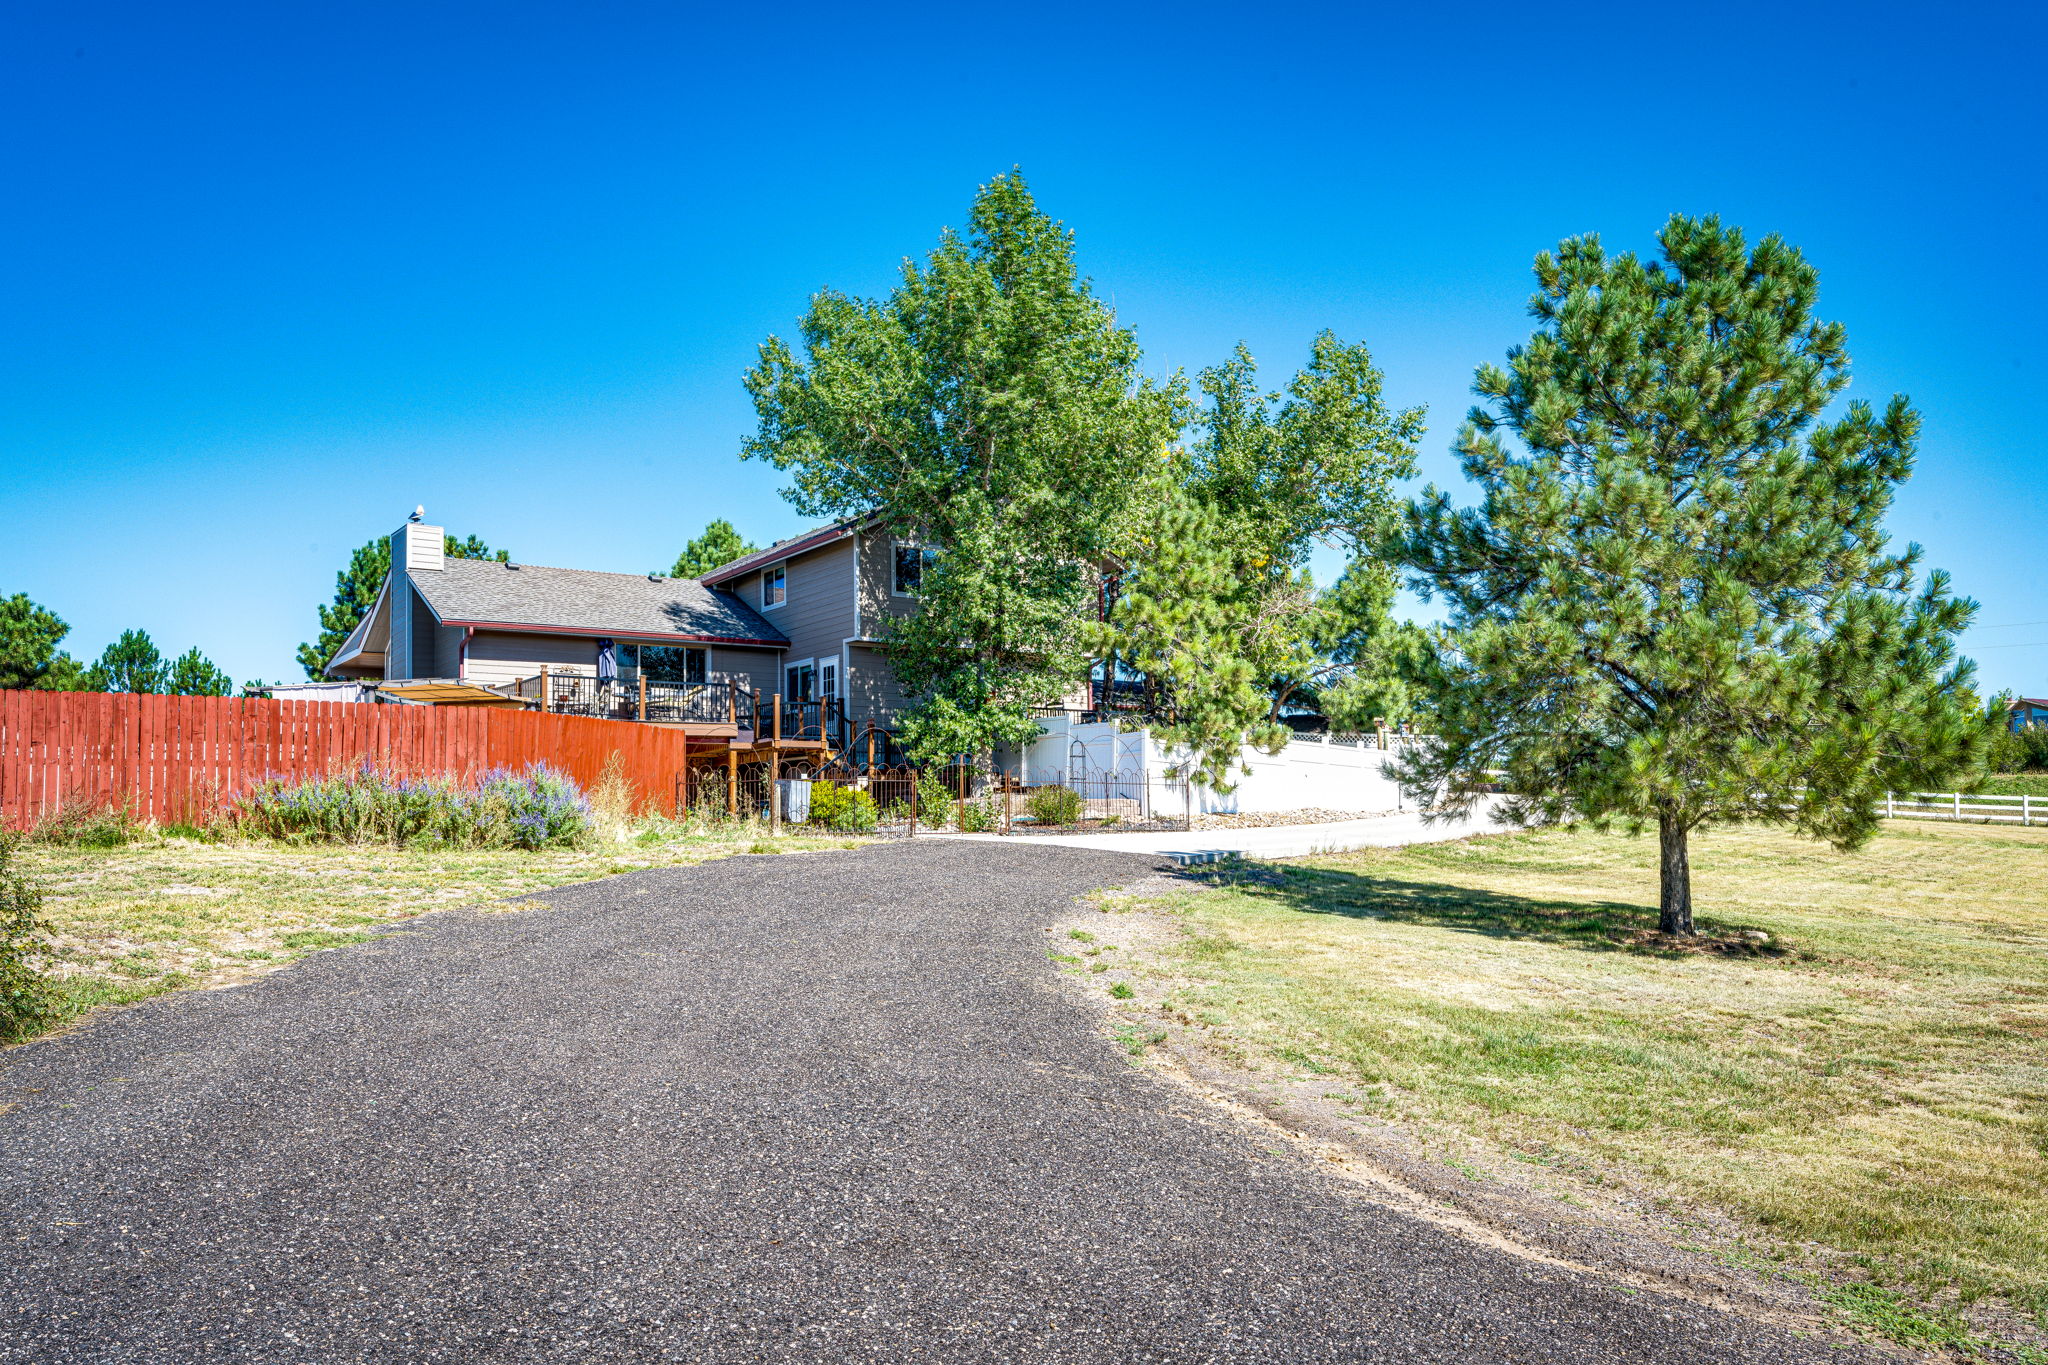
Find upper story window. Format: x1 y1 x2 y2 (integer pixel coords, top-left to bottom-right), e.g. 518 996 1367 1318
762 564 787 610
892 543 936 597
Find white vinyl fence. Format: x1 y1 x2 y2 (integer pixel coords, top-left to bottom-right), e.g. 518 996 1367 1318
999 716 1424 816
1883 791 2042 826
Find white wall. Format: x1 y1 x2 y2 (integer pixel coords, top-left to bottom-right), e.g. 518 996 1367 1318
999 717 1415 815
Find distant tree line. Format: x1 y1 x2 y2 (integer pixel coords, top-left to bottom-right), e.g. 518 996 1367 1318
0 595 232 696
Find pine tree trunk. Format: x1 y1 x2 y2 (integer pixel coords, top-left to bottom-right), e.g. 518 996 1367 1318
1658 813 1695 936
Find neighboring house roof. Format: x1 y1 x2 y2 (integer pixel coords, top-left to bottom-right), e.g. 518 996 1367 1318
411 558 789 646
699 516 862 586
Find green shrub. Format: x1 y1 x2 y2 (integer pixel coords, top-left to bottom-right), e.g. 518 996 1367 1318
0 835 57 1043
235 764 590 849
1026 784 1084 826
959 792 1003 833
913 769 957 828
29 799 142 849
807 782 879 833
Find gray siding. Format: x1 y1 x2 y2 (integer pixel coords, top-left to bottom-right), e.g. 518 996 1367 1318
854 529 919 638
766 539 855 672
462 631 598 688
432 624 466 679
708 646 780 704
408 583 441 680
845 643 913 725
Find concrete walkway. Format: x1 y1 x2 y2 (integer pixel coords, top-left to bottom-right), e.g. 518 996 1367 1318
926 799 1512 863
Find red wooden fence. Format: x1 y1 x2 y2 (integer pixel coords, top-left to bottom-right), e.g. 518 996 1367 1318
0 691 705 829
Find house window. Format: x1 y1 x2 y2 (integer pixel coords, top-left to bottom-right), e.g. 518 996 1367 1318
620 644 706 685
785 661 815 701
892 543 936 596
819 659 839 702
762 565 787 609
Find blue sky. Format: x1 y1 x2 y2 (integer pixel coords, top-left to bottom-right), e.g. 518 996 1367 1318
4 2 2043 694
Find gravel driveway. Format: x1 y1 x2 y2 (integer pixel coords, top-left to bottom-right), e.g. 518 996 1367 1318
1 841 1863 1363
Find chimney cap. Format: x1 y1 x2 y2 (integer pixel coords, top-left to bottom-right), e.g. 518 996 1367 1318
409 505 424 523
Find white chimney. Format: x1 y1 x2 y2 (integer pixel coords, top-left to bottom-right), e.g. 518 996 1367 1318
393 517 445 574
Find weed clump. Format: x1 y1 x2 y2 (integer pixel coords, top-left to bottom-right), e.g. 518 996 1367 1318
0 835 56 1042
28 800 143 849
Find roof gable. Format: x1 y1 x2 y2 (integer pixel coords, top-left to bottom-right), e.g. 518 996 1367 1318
700 516 864 585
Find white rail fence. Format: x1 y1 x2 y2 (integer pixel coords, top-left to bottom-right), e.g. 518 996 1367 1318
1883 791 2041 826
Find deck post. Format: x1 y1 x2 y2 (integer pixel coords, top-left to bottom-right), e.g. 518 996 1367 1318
540 665 550 714
866 726 875 773
726 748 738 818
769 750 780 836
773 693 782 745
638 675 647 722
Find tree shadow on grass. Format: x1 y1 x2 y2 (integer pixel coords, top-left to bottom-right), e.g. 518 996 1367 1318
1189 861 1780 959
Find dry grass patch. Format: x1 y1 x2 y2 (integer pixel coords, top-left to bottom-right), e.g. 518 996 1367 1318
1127 821 2048 1336
14 827 861 1033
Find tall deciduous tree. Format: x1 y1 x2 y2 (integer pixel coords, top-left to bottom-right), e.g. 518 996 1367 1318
1095 337 1424 783
742 171 1186 759
1394 216 1984 935
668 519 758 579
166 647 232 696
297 532 508 679
0 594 94 691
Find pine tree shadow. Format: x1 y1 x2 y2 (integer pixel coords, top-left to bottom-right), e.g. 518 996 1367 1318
1189 861 1778 958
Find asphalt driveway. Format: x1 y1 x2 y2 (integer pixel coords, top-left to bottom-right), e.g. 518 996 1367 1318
1 841 1861 1363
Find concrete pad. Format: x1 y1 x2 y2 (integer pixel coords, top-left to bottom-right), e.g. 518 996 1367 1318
923 800 1512 864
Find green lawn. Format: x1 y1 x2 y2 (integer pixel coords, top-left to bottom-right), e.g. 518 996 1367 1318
15 826 860 1037
1119 820 2048 1340
1969 771 2048 799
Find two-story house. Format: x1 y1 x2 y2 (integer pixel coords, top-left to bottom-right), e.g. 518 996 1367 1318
325 511 1092 747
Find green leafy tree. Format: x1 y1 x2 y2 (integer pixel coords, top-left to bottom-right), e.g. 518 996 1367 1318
297 532 509 679
667 519 758 579
1095 337 1424 781
166 647 232 696
0 594 95 691
742 171 1186 759
1394 215 1984 935
94 629 168 694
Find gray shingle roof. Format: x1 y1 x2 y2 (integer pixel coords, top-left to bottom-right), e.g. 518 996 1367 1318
699 516 861 584
410 559 787 644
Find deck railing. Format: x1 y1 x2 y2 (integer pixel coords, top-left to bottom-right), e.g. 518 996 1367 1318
510 673 752 728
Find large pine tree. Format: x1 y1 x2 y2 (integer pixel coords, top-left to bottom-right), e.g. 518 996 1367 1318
1395 216 1984 935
